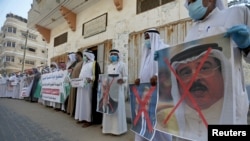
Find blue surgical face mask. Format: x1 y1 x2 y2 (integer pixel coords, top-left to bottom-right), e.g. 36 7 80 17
110 55 118 62
187 0 208 21
144 39 151 49
83 56 88 62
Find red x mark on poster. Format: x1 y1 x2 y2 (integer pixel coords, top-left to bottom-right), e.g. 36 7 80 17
99 77 115 112
132 85 156 133
163 48 213 128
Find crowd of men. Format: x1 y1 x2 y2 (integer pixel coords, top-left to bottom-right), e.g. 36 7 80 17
0 49 129 137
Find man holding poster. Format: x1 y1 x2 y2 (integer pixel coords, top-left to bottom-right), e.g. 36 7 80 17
184 0 250 122
75 50 102 128
155 33 247 141
181 0 250 139
133 28 171 141
100 49 128 135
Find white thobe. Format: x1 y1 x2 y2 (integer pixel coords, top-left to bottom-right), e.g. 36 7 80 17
136 32 169 141
0 78 7 97
75 61 94 122
18 76 25 100
7 76 16 98
102 61 128 135
12 77 20 99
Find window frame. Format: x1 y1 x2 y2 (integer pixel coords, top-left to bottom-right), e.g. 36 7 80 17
136 0 174 14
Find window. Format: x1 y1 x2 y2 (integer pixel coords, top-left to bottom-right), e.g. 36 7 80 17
6 56 15 62
21 31 36 40
20 46 36 52
54 32 68 47
7 27 16 33
5 41 15 47
26 60 35 65
6 41 11 47
28 34 37 40
28 47 36 52
42 50 45 53
137 0 174 14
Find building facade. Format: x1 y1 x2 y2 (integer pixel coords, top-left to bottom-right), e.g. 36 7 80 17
27 0 228 83
228 0 250 7
0 13 48 75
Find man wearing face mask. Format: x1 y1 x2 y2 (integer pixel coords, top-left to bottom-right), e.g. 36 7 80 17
101 49 128 135
134 28 171 141
179 0 250 140
75 50 102 127
135 28 169 86
185 0 250 125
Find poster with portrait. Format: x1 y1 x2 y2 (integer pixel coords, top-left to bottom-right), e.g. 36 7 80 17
129 83 157 140
155 33 237 141
20 76 34 97
96 74 120 114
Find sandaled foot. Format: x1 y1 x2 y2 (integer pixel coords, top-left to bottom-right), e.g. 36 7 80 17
76 120 84 124
82 122 92 128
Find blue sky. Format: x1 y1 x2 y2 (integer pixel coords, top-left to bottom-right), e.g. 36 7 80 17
0 0 33 27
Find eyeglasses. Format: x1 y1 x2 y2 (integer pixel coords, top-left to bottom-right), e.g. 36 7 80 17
177 65 220 82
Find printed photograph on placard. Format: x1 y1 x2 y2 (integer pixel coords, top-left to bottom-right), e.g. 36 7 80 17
155 33 240 141
97 74 120 114
129 83 157 140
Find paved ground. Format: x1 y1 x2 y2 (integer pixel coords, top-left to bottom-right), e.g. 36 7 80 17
0 98 134 141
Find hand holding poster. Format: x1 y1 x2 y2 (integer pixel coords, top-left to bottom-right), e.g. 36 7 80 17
20 76 34 97
154 33 240 141
70 78 84 88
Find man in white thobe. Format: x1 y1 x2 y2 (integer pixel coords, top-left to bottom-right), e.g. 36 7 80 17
168 0 250 140
66 52 77 70
102 49 128 135
0 74 7 98
185 0 250 123
75 50 95 127
134 28 171 141
44 62 61 108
